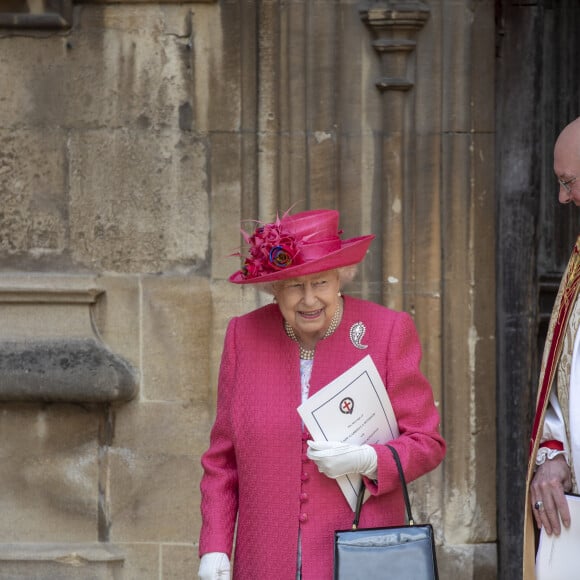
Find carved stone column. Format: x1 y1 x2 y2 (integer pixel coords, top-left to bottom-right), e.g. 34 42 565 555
360 1 429 311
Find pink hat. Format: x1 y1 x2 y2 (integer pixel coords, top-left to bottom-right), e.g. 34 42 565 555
229 209 375 284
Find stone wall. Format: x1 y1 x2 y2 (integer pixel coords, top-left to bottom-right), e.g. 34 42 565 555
0 1 496 578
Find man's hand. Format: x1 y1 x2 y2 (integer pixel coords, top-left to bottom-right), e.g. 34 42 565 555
530 455 572 535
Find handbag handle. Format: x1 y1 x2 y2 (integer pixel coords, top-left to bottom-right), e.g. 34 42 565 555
352 444 415 529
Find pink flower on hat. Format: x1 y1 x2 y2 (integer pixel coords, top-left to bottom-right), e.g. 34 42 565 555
239 215 303 278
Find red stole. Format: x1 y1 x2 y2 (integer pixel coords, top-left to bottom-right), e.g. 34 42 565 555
530 237 580 454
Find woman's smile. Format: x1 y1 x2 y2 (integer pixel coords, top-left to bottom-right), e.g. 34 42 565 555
298 308 323 320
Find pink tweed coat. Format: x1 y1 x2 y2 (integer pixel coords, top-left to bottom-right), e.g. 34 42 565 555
199 295 445 580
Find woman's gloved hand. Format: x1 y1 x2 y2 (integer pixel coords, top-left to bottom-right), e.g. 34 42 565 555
307 440 378 479
198 552 231 580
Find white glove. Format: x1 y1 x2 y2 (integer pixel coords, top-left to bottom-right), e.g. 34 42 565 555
307 440 378 479
198 552 231 580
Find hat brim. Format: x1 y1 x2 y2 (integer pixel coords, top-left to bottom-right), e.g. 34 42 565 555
229 234 375 285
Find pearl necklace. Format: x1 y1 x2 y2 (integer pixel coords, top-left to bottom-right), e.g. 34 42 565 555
284 298 343 360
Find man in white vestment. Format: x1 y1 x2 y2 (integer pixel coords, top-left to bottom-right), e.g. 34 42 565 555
523 117 580 579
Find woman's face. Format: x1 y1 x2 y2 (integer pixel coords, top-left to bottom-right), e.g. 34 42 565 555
273 269 341 346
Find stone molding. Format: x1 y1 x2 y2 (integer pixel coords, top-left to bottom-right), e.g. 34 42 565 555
360 0 429 92
0 543 125 578
0 276 138 403
359 0 430 311
0 542 124 563
0 0 217 32
0 1 73 30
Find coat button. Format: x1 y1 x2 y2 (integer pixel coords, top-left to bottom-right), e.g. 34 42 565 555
299 513 308 522
300 492 309 503
301 472 309 481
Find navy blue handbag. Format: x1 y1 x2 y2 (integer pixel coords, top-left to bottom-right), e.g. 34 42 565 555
334 445 439 580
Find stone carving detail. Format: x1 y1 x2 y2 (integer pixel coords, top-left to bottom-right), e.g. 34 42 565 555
0 276 138 403
0 1 72 30
0 338 137 402
360 0 429 92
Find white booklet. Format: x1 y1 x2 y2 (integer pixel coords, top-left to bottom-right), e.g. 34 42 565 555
297 354 399 511
536 494 580 580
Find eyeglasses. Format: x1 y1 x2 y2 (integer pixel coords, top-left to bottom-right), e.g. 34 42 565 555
559 176 577 193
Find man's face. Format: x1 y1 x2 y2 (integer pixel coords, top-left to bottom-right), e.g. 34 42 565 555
554 133 580 205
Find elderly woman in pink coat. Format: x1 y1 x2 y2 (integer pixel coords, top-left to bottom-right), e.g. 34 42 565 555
198 208 446 580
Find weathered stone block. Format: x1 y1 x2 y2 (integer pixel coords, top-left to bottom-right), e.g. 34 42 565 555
208 281 262 401
209 133 242 282
0 6 194 131
0 129 68 263
114 401 202 457
109 402 205 543
0 404 100 542
111 543 159 580
109 452 199 544
141 275 211 403
92 275 141 371
194 2 242 133
162 544 198 579
68 131 209 274
437 543 497 580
